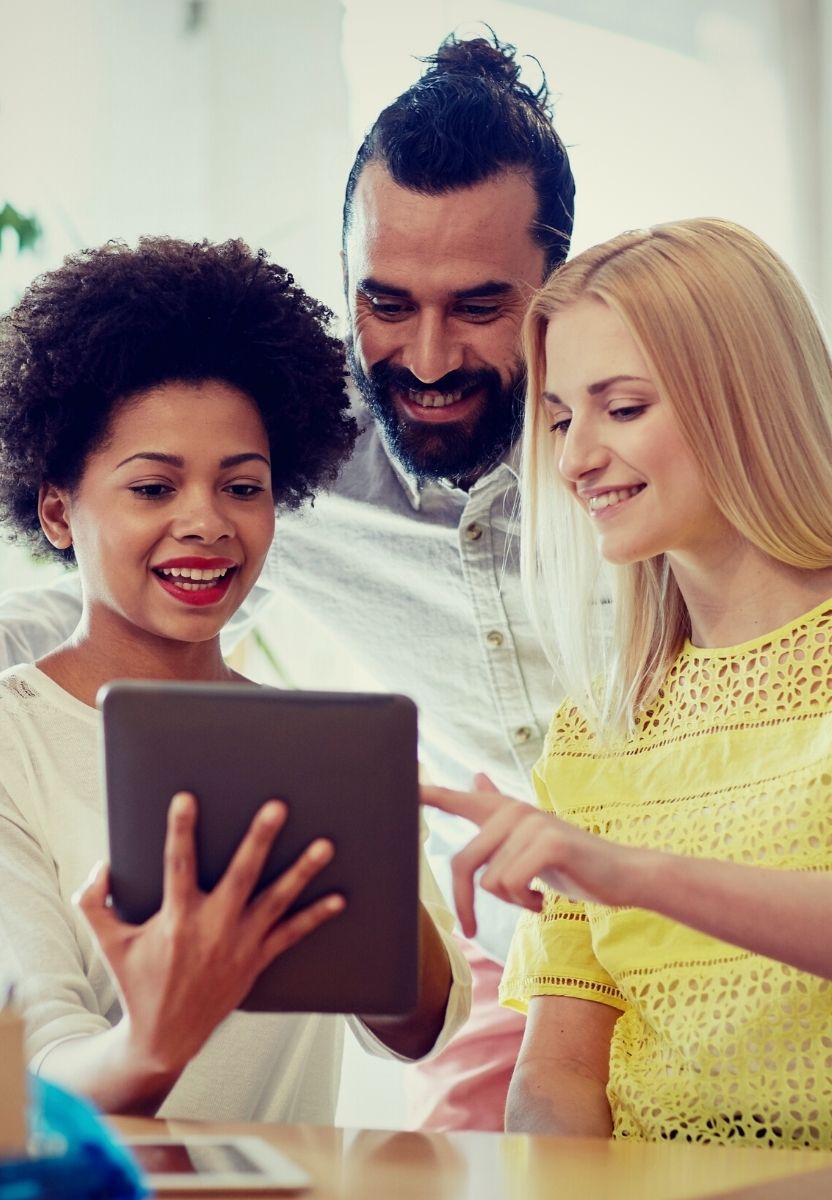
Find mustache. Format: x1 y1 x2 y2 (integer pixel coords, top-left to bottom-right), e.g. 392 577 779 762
369 361 501 397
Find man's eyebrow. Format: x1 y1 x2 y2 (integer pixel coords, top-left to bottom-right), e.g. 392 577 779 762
542 375 651 405
356 278 514 301
452 281 513 300
357 277 411 299
114 451 270 469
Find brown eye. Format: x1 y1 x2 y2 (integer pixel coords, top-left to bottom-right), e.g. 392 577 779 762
609 405 646 421
224 484 266 498
129 483 173 498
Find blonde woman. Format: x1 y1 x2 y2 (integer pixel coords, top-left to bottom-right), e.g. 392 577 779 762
424 219 832 1148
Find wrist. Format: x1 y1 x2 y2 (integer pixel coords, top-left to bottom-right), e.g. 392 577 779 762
625 844 675 912
115 1015 187 1096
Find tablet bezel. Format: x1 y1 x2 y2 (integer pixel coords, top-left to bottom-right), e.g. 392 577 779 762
123 1134 311 1192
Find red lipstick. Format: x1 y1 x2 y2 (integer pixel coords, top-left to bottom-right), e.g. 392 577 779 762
151 557 238 608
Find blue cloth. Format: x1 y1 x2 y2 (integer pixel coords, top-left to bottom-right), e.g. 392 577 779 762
0 1076 146 1199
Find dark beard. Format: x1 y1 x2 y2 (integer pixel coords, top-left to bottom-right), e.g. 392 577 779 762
347 341 525 484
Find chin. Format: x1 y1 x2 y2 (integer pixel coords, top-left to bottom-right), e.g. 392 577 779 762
599 541 655 567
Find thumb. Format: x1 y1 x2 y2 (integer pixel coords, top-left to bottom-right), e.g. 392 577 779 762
73 861 122 941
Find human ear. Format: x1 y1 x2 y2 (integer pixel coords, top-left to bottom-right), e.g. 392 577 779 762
38 483 73 550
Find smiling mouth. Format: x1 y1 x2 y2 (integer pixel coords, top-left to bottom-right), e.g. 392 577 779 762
153 565 234 590
152 564 238 606
396 387 481 424
403 388 468 410
588 485 645 513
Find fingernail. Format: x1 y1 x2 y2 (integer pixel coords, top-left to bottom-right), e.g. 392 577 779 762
326 895 345 912
172 792 191 816
261 800 283 824
309 839 333 861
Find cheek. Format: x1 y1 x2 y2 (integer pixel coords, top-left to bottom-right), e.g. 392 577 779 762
65 509 113 565
351 308 400 369
472 326 523 383
663 440 707 493
249 508 276 565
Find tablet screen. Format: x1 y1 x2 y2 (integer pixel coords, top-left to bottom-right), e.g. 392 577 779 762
131 1141 260 1174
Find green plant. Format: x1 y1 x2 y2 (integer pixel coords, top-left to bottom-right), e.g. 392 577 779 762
0 203 40 252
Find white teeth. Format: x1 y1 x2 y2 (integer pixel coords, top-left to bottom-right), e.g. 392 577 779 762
156 566 229 582
407 390 464 409
588 486 643 512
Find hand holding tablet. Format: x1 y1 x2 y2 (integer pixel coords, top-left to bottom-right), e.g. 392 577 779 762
77 788 345 1075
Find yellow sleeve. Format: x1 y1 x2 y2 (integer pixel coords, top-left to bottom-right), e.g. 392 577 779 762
499 751 626 1015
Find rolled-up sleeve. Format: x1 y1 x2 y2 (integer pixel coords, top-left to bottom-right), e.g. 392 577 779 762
348 815 471 1061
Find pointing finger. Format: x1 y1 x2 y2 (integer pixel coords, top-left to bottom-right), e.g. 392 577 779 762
473 772 501 794
420 784 504 827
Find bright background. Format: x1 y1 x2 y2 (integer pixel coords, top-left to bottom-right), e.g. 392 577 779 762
2 0 831 1126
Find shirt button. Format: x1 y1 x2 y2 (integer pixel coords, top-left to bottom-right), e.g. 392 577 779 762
486 630 504 648
464 522 483 541
513 726 532 744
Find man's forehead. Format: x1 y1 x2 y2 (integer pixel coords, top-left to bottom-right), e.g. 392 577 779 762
345 163 545 290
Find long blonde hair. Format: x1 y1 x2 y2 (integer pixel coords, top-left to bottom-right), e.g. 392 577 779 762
521 218 832 734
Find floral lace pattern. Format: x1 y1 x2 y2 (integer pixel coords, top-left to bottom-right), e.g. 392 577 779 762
550 604 832 756
610 957 832 1148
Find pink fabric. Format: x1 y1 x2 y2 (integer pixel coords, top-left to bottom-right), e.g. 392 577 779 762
406 936 526 1131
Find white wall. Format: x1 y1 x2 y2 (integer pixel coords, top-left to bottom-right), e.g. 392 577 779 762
0 0 350 311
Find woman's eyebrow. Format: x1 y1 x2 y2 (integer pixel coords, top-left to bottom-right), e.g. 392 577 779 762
219 453 271 468
115 451 184 469
587 374 650 395
114 451 270 469
542 375 652 406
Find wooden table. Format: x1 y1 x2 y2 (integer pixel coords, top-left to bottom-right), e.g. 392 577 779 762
111 1117 832 1199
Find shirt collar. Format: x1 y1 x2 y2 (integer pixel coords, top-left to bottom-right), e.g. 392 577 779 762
382 434 521 510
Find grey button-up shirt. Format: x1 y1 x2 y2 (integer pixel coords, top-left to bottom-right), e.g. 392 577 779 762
254 407 564 963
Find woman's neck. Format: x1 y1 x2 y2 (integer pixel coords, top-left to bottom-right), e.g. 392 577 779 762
36 620 239 708
669 539 832 649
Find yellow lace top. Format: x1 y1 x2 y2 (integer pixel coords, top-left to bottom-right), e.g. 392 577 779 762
501 598 832 1149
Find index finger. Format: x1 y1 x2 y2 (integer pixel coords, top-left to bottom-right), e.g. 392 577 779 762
213 799 288 915
420 784 504 827
161 791 199 914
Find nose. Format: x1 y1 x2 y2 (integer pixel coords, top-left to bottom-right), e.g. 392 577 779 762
170 489 235 544
557 415 610 484
402 311 464 384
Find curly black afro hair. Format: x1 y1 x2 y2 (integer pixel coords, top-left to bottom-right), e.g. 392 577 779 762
0 236 357 563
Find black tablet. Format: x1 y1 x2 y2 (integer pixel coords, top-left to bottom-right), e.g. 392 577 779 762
99 680 419 1015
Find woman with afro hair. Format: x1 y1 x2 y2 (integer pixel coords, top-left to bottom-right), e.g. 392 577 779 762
0 236 467 1121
